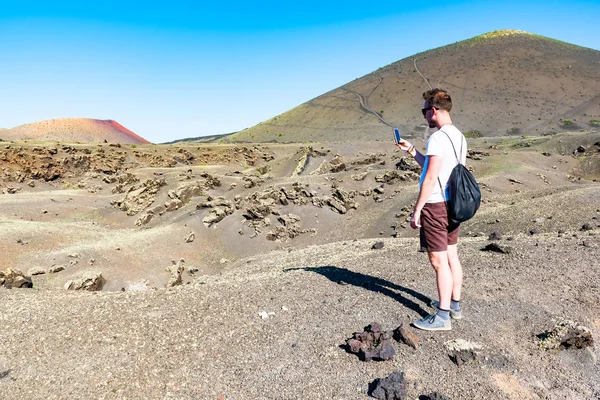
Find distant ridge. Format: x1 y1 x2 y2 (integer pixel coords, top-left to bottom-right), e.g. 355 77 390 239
162 132 234 145
224 30 600 143
2 118 151 144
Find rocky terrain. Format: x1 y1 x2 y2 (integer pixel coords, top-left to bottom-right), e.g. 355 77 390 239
0 128 598 399
1 131 598 290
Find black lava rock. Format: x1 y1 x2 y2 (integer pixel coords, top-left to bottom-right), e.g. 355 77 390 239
369 371 407 400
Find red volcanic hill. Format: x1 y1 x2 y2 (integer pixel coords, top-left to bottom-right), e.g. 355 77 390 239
1 118 151 144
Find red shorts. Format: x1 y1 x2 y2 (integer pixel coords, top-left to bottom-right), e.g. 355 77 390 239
419 202 460 252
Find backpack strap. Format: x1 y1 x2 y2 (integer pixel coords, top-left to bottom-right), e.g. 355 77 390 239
436 128 465 203
438 128 464 165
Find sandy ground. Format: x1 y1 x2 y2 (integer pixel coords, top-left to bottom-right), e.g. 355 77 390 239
1 233 599 399
0 134 599 399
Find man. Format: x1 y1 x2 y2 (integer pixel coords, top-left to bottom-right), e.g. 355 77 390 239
396 88 466 331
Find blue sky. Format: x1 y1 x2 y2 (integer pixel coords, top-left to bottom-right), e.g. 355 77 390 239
1 0 599 143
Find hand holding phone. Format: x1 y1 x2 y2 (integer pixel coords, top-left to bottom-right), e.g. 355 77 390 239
392 128 413 154
393 128 401 144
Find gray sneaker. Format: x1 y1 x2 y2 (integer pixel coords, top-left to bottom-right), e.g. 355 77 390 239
412 313 451 331
430 300 462 320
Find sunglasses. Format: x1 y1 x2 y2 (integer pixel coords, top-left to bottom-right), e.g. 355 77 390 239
422 106 439 116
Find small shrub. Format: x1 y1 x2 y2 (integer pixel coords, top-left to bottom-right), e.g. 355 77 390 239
464 130 483 138
256 165 270 175
512 141 532 148
131 144 137 148
589 119 600 125
561 119 573 125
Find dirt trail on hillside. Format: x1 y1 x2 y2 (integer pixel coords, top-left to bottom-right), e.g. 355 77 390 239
1 233 598 399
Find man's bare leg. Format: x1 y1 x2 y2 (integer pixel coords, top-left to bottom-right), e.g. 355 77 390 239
428 250 452 310
412 250 453 330
447 244 463 301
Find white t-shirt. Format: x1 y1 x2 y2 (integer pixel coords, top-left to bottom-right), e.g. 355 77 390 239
419 124 467 203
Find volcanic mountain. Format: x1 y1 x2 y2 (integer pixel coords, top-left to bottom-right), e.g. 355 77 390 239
1 118 150 144
227 30 600 143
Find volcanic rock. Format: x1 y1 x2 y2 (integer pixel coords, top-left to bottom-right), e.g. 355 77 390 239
166 263 184 287
395 158 420 172
326 197 347 214
488 231 502 241
135 211 155 226
393 322 420 349
419 393 450 400
351 153 383 166
27 267 46 276
375 170 419 184
203 206 234 227
368 371 408 400
346 322 395 361
48 265 65 274
0 268 33 288
184 232 195 243
445 339 483 367
310 154 347 175
536 320 594 350
480 243 512 254
64 272 104 291
164 199 183 212
112 178 167 216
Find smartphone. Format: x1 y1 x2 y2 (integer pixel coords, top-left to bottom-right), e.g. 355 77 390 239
393 128 401 144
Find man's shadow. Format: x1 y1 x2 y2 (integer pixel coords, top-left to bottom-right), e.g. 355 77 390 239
285 266 431 317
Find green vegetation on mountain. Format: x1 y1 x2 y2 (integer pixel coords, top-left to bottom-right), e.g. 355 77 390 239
220 30 600 144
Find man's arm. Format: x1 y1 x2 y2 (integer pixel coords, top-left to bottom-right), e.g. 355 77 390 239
396 140 425 166
411 155 442 228
411 148 426 167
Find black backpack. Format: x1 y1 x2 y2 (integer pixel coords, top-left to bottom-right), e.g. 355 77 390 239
438 130 481 224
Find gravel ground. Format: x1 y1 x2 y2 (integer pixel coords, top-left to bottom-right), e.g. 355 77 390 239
1 232 599 399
